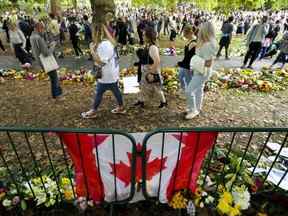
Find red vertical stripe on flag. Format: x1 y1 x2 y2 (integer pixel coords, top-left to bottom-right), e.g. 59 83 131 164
166 132 218 201
59 133 108 202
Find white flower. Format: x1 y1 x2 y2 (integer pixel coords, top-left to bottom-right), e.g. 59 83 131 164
232 186 250 210
10 189 17 195
36 194 47 206
2 199 12 207
202 191 208 196
199 202 204 208
205 196 215 204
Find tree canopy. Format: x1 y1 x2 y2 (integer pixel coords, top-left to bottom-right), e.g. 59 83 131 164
1 0 288 12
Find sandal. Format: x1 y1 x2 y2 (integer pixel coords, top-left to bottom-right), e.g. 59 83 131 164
111 107 127 114
81 110 97 119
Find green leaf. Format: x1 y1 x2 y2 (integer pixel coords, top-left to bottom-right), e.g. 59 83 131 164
21 200 27 211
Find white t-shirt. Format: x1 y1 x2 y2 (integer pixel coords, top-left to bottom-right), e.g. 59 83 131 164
97 40 120 84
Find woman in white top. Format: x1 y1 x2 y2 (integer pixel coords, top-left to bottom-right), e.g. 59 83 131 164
9 22 32 68
185 22 218 120
81 24 126 119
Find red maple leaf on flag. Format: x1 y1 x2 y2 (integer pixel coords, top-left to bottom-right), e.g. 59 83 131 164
110 143 167 187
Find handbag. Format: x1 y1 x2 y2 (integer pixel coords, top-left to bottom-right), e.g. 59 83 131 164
91 63 105 79
190 55 207 75
145 72 161 83
144 46 161 84
39 54 59 73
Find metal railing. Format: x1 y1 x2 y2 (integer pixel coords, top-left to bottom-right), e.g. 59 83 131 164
0 127 287 215
0 127 137 215
141 128 288 202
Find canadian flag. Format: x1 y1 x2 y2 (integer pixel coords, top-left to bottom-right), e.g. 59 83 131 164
59 131 217 203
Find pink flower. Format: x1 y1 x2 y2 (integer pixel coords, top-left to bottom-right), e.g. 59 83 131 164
12 196 20 205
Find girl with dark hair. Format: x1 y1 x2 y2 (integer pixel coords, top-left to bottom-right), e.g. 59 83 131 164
134 27 167 109
216 16 234 60
177 25 196 90
68 17 83 58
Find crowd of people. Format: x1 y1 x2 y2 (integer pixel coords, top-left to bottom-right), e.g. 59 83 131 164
1 4 288 119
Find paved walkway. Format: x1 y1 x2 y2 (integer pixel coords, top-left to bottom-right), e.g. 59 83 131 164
0 54 274 71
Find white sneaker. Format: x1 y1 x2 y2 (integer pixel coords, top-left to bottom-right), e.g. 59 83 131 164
185 111 200 120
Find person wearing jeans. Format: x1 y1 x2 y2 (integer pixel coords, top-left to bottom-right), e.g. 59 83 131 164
242 16 269 69
185 22 217 120
177 25 196 90
270 32 288 69
47 70 62 98
30 21 63 100
186 72 210 117
92 82 123 111
81 25 126 119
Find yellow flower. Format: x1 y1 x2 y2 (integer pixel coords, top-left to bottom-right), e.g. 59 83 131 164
256 213 268 216
64 190 73 201
229 205 241 216
195 188 202 197
217 200 231 215
0 192 6 200
61 177 70 186
222 191 233 205
218 185 225 193
169 191 188 209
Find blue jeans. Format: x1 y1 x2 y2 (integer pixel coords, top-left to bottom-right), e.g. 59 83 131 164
47 70 62 98
93 82 123 110
185 72 210 113
178 67 192 90
259 47 268 59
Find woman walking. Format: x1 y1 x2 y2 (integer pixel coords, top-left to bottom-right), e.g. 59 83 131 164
134 27 167 108
9 22 32 68
68 17 83 58
81 24 126 119
185 22 217 120
216 16 234 60
177 25 197 91
30 21 63 100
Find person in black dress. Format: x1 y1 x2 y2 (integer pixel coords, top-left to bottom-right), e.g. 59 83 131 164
116 17 129 46
68 17 83 57
216 16 234 60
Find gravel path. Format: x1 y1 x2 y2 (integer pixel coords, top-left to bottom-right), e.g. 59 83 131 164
0 54 275 72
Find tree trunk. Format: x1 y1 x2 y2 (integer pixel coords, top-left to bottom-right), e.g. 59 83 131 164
9 0 18 7
50 0 61 16
90 0 115 43
72 0 77 9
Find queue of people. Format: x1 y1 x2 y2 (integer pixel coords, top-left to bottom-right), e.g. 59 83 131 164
1 5 288 120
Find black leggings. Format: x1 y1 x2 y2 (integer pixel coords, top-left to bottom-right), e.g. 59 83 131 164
217 36 231 58
243 42 262 66
272 52 288 66
14 44 31 65
0 39 5 51
71 37 83 56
